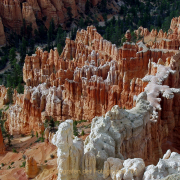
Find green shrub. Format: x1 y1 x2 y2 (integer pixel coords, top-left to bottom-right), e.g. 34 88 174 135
36 131 38 138
81 130 85 136
20 161 26 168
73 121 78 136
12 148 17 153
11 162 14 165
50 154 54 159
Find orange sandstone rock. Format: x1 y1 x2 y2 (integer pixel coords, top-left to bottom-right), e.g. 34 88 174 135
5 25 180 136
0 126 5 154
22 2 37 31
25 157 39 179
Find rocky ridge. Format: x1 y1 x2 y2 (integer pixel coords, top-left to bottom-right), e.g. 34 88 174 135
4 25 179 135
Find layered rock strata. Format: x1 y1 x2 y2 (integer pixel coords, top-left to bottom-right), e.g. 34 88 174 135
0 0 102 32
5 25 180 136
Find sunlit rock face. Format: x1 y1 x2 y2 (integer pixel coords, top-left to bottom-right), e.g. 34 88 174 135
0 0 102 32
1 23 180 180
4 25 180 147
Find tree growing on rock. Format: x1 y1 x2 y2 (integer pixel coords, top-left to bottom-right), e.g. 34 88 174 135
73 121 78 136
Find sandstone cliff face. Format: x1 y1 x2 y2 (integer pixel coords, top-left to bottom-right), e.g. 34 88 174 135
0 0 102 32
22 2 37 30
0 17 6 46
0 0 23 33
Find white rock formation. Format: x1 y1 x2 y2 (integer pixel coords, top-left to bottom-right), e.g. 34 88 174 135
103 157 145 180
53 119 180 180
84 91 153 170
143 150 180 180
52 119 83 180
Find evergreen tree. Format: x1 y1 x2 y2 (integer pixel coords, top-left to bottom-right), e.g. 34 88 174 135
79 17 84 29
17 83 24 94
73 121 78 136
9 48 16 66
102 13 107 25
85 0 90 14
81 129 85 136
57 43 62 55
49 117 55 130
6 75 12 88
56 26 63 45
93 14 99 28
7 87 13 104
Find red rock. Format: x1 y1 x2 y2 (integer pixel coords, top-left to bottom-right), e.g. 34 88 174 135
0 17 6 46
4 24 180 136
0 126 5 154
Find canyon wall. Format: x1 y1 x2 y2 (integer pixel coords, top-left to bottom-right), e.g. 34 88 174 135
0 0 102 32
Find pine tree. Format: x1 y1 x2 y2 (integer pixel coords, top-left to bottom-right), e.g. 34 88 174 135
85 0 90 14
17 83 24 94
73 121 78 136
81 130 85 136
9 48 16 66
56 26 63 45
57 43 62 55
49 117 55 130
79 17 84 29
7 87 13 104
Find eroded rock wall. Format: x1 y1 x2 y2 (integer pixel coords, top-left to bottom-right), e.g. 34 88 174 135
5 25 180 135
0 0 102 32
0 17 6 46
